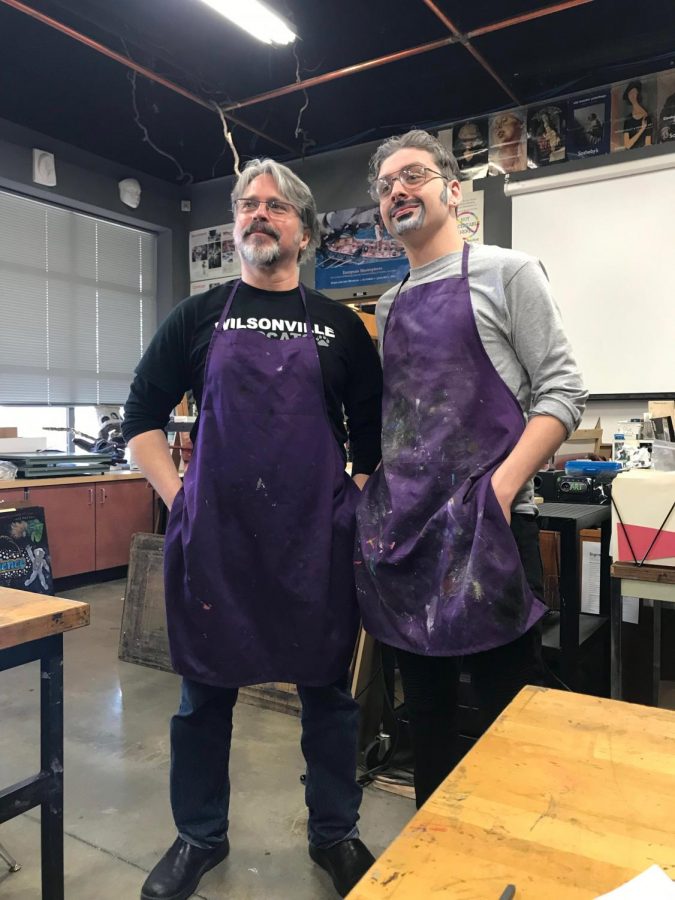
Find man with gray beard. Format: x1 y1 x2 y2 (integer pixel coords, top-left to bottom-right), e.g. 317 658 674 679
124 159 381 900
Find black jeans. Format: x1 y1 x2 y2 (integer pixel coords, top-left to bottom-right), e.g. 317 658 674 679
395 513 545 808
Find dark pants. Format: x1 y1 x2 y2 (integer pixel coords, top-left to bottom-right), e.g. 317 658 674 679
395 513 546 808
170 675 363 849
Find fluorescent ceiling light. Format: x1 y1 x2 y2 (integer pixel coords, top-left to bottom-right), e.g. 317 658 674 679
199 0 296 45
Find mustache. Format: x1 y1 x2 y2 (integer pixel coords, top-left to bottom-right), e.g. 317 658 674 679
388 198 423 217
243 221 280 239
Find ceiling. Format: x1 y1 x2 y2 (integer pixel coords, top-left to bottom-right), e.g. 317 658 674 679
1 0 674 184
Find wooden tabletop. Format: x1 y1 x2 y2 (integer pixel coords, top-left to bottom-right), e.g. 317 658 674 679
0 471 147 490
0 588 90 651
348 686 675 899
611 562 675 584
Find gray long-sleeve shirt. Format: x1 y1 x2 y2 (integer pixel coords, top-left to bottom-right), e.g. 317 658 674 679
376 243 588 513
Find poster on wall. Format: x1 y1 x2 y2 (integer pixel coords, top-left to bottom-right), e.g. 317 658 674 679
488 110 528 174
567 91 611 160
527 104 566 166
190 279 226 296
439 119 489 180
657 70 675 143
457 189 484 244
611 77 657 152
315 206 408 291
0 506 53 595
189 224 240 283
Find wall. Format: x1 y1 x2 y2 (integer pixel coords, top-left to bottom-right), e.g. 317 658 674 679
0 117 190 323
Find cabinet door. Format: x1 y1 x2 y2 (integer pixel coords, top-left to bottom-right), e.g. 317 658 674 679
24 484 96 578
0 488 27 510
95 480 154 570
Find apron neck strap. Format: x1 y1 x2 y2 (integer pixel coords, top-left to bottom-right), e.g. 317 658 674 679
461 241 470 278
219 278 241 325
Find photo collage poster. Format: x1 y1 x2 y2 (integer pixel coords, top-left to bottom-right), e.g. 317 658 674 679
189 223 240 286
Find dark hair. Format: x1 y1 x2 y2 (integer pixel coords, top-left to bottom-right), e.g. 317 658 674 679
368 129 461 186
623 80 643 104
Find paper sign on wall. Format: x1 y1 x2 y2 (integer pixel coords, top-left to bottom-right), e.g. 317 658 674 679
189 224 239 283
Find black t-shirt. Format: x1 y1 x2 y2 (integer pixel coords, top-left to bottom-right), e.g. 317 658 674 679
123 280 383 475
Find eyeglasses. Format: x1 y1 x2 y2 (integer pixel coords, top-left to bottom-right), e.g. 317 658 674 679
369 164 448 201
234 198 296 218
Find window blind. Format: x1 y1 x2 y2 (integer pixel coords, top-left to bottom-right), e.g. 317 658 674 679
0 189 156 404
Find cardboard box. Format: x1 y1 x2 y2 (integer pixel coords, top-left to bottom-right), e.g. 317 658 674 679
0 436 47 453
611 469 675 566
648 400 675 421
557 419 603 458
0 427 18 438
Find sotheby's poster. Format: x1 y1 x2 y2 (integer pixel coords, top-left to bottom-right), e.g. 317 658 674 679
315 206 408 291
567 91 611 160
189 223 239 283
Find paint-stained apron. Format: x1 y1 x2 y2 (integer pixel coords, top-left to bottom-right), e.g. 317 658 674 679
355 243 546 655
164 280 361 687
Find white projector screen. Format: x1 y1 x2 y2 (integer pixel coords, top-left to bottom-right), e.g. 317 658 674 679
511 163 675 397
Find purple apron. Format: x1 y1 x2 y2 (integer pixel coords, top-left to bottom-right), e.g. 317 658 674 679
164 280 361 687
355 243 546 656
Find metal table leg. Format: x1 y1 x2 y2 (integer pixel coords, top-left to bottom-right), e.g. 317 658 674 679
41 635 64 900
0 841 21 872
610 576 623 700
0 633 64 899
653 599 662 707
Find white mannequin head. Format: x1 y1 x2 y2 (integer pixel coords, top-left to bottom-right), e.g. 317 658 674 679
119 178 141 208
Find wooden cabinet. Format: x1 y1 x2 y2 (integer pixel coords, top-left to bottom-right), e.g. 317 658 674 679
0 476 154 579
23 484 96 578
94 480 153 570
0 488 25 510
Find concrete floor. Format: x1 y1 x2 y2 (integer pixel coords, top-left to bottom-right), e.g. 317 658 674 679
0 580 414 899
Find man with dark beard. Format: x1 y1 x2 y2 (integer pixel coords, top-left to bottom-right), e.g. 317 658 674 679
354 130 586 808
123 159 381 900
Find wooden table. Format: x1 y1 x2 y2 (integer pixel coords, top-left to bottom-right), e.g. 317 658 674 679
0 588 89 900
348 686 675 899
610 562 675 704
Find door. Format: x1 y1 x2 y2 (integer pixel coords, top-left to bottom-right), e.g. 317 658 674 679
95 479 154 570
0 488 27 511
24 484 97 578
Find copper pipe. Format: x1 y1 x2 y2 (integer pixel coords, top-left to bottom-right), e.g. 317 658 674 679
0 0 295 154
225 0 592 114
222 35 458 112
421 0 520 103
468 0 593 39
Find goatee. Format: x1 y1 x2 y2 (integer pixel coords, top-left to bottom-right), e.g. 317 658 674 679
236 221 282 267
389 201 425 235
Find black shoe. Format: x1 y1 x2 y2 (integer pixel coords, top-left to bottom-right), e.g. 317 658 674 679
309 838 375 898
141 836 229 900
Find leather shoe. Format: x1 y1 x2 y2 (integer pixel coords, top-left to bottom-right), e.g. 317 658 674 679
309 838 375 898
141 836 229 900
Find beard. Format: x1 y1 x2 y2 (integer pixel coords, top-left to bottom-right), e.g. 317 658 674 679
235 221 282 267
388 200 426 236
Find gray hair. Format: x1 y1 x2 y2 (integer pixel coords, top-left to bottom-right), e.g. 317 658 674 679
231 158 320 261
368 129 461 185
